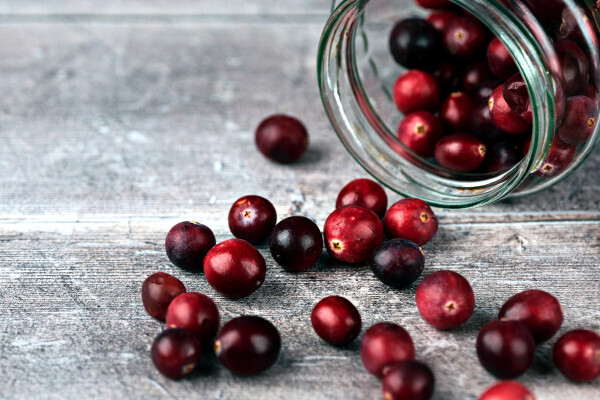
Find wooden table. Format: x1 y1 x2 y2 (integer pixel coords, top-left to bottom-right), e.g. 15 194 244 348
1 1 598 399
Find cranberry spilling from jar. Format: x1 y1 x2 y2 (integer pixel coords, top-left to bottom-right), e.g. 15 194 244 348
383 198 438 246
310 295 362 346
335 178 388 218
165 221 216 272
142 272 186 321
360 322 415 377
382 360 435 400
151 328 202 380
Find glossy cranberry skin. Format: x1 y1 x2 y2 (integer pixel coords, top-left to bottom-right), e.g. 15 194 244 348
203 238 266 299
415 270 475 329
382 360 435 400
165 221 216 272
502 74 533 124
440 92 474 131
427 10 460 34
479 381 536 400
269 216 323 272
470 102 506 145
476 320 536 379
393 70 441 114
360 322 415 377
383 198 438 246
553 329 600 382
498 289 563 343
484 141 523 173
486 38 517 79
534 137 575 178
166 292 220 344
443 17 487 59
142 272 186 321
489 85 531 134
324 205 384 264
215 316 281 375
389 18 442 70
435 132 487 172
397 111 444 158
336 178 388 218
255 114 308 163
557 96 597 145
311 295 362 346
463 62 492 94
415 0 450 9
151 328 202 380
370 239 425 289
228 195 276 244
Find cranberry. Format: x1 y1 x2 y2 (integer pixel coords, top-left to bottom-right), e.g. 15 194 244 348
360 322 415 377
522 136 531 156
203 238 266 299
435 132 487 172
463 62 492 94
555 39 589 97
370 239 425 289
443 17 487 59
383 198 438 246
432 62 460 94
255 114 308 163
269 216 323 272
498 289 563 343
584 83 597 99
470 102 506 144
440 92 474 131
534 137 575 178
228 195 277 244
553 329 600 382
310 295 362 346
557 96 597 145
336 178 388 218
393 70 441 114
479 381 536 400
474 78 502 103
397 111 444 158
324 205 384 264
151 328 202 380
502 73 533 124
476 320 535 378
215 315 281 375
415 0 450 9
389 18 442 70
489 84 531 134
486 37 517 79
165 292 220 344
427 10 460 34
484 141 523 173
382 360 435 400
142 272 186 321
522 0 565 32
165 221 216 272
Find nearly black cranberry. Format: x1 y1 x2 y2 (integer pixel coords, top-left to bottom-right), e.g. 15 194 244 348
440 92 474 131
360 322 415 377
502 73 533 124
486 37 517 79
557 96 597 145
462 62 492 94
434 132 487 172
443 17 487 59
389 18 442 70
382 360 435 400
228 195 277 244
393 70 441 114
336 178 388 218
432 62 460 94
370 239 425 289
165 221 216 272
142 272 186 321
534 137 575 178
484 141 523 173
427 10 460 34
310 295 362 346
151 328 203 380
553 329 600 382
489 84 531 134
165 292 220 344
255 114 308 163
383 198 438 246
470 102 507 145
397 111 444 158
269 216 323 272
479 381 536 400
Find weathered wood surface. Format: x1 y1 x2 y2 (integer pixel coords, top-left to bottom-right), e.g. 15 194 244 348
0 2 599 399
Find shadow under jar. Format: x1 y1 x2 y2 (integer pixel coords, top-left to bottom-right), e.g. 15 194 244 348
318 0 600 207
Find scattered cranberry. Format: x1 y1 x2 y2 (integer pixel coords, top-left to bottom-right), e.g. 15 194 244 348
432 62 459 94
203 238 266 299
557 96 597 145
553 329 600 382
228 195 277 244
463 62 492 94
474 78 502 103
311 295 362 346
370 239 425 289
142 272 186 321
360 322 415 377
389 18 441 70
383 198 438 246
484 141 523 173
165 292 220 344
393 70 441 114
502 74 533 124
415 0 450 9
476 319 535 379
440 92 474 131
435 132 487 172
427 10 460 34
479 381 536 400
534 137 575 178
336 178 388 218
489 84 531 134
397 111 444 158
269 216 323 272
151 328 202 380
470 102 506 144
165 221 216 272
443 17 487 59
486 37 517 79
255 114 308 164
382 360 435 400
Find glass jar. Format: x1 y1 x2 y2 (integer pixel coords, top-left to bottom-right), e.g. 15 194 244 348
318 0 599 207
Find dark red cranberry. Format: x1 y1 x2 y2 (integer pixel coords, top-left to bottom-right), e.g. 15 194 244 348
479 381 536 400
323 205 384 264
584 83 597 99
443 17 487 59
557 96 597 145
486 38 517 79
462 62 492 94
498 289 563 343
432 62 460 94
476 320 535 379
474 79 502 103
415 270 475 329
269 216 323 272
360 322 415 377
434 133 487 172
522 136 531 156
522 0 565 32
255 114 308 164
203 238 266 299
370 239 425 289
534 137 575 178
142 272 186 321
165 221 216 272
383 198 438 246
228 195 277 244
553 329 600 382
440 92 474 131
427 10 460 34
310 295 362 346
214 315 281 375
470 102 506 144
151 328 202 380
502 73 533 124
382 360 435 400
415 0 450 9
484 141 523 173
397 111 444 158
489 84 531 134
389 18 442 70
336 178 388 218
393 70 441 114
165 292 220 344
555 39 589 97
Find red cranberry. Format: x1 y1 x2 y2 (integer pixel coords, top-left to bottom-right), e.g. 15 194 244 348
484 141 523 173
255 114 308 163
383 198 438 246
553 329 600 382
310 295 362 346
393 70 441 114
165 292 220 344
502 73 533 124
470 102 507 144
324 205 384 264
427 10 460 34
370 239 425 289
215 315 281 375
474 78 502 103
389 18 442 70
435 132 487 172
479 381 536 400
557 96 597 145
486 37 517 79
415 0 450 9
336 178 388 218
142 272 186 321
360 322 415 377
382 360 435 400
440 92 474 131
555 39 589 97
228 195 277 244
269 216 323 272
165 221 216 272
476 320 535 379
443 17 487 59
203 238 266 299
498 289 563 343
151 328 202 380
489 84 531 134
415 270 475 329
462 62 492 94
534 137 575 178
397 111 444 158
